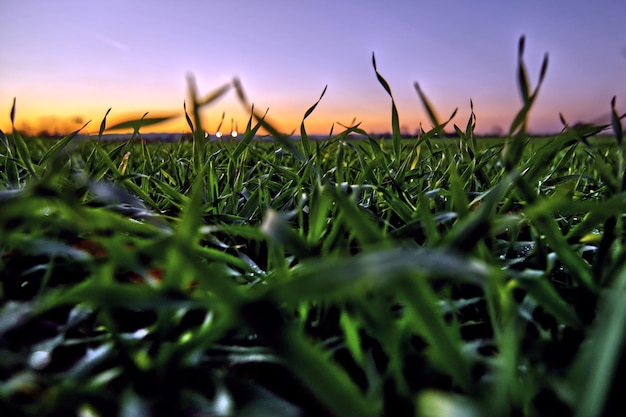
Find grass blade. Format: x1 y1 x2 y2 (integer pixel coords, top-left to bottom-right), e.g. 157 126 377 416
570 266 626 417
234 77 306 162
372 53 402 161
195 81 232 109
232 107 263 160
509 36 549 137
400 277 472 391
39 121 90 164
301 85 327 157
106 113 179 132
414 82 441 128
517 36 530 103
514 271 583 328
98 108 111 140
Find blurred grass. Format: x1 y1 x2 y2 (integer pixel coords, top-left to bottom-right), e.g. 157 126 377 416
1 36 625 417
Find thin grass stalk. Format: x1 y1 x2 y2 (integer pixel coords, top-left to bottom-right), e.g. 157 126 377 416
571 265 626 417
372 53 402 164
186 75 204 175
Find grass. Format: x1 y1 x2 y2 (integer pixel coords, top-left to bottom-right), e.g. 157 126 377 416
1 36 625 417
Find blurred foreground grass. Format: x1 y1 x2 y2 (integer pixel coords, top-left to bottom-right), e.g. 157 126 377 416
1 37 625 417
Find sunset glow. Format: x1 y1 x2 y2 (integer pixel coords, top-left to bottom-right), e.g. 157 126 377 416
1 0 624 137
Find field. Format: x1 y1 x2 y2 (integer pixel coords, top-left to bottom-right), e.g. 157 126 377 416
1 38 625 417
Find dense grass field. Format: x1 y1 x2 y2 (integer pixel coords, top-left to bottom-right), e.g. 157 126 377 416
1 38 625 417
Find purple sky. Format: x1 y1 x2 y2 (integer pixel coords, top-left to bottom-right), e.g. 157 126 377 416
1 0 625 136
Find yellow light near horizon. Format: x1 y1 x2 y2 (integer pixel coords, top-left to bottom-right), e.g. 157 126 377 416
1 91 572 138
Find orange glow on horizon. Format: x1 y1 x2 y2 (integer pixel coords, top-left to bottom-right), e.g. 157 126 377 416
0 106 579 138
0 97 393 137
1 91 617 138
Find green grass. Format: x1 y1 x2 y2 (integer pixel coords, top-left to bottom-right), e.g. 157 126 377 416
1 36 625 417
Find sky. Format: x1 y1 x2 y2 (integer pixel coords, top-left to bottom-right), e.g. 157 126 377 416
1 0 625 137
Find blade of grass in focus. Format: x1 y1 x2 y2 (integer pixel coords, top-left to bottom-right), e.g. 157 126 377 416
372 53 402 163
